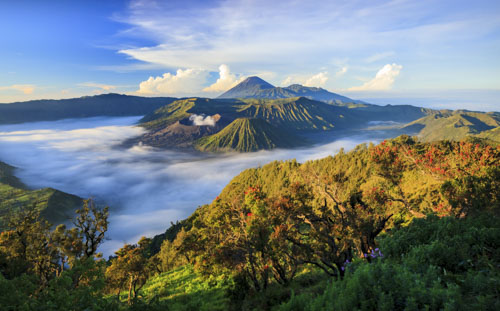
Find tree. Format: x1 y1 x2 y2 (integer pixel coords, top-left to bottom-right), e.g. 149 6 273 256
73 199 109 259
106 237 152 305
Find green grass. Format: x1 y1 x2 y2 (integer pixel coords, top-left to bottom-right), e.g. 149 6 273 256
139 265 233 311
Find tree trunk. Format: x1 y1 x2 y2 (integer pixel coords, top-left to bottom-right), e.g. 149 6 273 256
128 276 133 305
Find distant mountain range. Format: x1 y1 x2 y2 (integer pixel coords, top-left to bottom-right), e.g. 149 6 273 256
0 76 498 152
0 93 176 124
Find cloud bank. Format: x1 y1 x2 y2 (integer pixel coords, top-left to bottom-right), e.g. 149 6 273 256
0 84 35 95
137 68 208 95
0 117 397 255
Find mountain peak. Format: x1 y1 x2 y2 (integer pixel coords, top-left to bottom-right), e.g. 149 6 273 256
218 76 275 99
239 76 275 89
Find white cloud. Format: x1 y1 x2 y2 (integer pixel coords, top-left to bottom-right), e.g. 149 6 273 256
79 82 117 91
203 64 244 93
281 71 330 87
0 84 35 94
335 67 348 77
304 72 329 87
137 68 208 95
363 52 395 63
281 76 294 86
348 63 402 91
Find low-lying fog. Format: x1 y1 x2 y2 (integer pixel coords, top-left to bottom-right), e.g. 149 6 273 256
0 116 399 255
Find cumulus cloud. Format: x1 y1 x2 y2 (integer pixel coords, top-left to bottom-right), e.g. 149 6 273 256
0 84 35 94
280 76 294 86
203 64 244 93
0 116 394 255
189 114 216 126
348 63 402 91
281 71 329 87
304 72 329 87
137 68 208 95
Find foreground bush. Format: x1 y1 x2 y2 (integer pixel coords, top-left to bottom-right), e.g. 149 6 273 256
278 214 500 311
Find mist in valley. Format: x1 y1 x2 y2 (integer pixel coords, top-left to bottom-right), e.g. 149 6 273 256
0 116 399 255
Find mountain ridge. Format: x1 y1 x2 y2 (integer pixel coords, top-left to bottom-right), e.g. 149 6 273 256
218 76 361 105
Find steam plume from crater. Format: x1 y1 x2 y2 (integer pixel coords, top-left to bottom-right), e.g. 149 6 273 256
189 114 216 126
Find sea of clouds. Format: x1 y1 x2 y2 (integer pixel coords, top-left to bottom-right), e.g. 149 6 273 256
0 116 395 255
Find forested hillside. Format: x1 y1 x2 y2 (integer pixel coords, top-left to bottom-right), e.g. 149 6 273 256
1 137 498 310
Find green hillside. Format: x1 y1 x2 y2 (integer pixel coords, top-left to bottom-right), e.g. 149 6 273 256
137 96 364 151
140 97 354 132
0 161 82 228
404 110 500 142
477 126 500 142
195 118 301 152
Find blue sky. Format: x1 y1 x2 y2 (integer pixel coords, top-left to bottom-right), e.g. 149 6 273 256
0 0 499 110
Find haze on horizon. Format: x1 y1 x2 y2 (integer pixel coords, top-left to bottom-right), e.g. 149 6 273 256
0 0 499 111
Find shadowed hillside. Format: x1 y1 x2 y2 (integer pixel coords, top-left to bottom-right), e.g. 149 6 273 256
0 93 176 124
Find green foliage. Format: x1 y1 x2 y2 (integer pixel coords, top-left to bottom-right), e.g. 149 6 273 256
278 261 462 311
0 201 113 310
139 265 233 311
106 237 154 305
278 214 500 311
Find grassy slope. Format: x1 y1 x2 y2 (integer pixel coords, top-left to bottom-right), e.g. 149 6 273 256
0 161 82 228
404 110 500 142
139 265 232 311
476 126 500 142
195 118 302 152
